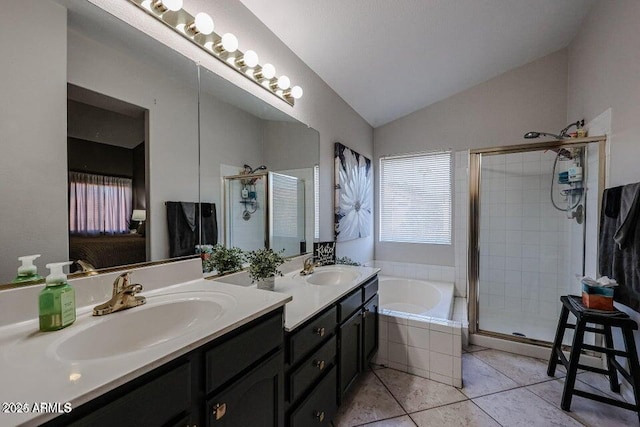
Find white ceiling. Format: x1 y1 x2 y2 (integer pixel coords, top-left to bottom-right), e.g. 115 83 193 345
239 0 596 127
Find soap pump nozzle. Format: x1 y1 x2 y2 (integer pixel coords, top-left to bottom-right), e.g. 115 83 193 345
17 254 41 277
45 261 73 286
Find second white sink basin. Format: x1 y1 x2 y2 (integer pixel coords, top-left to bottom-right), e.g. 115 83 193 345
305 266 361 286
55 292 237 361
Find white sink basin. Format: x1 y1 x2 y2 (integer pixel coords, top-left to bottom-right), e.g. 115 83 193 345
305 266 361 286
55 292 237 361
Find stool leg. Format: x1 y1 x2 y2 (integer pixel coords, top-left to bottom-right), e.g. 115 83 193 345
603 325 620 393
621 327 640 422
548 304 570 377
561 317 585 411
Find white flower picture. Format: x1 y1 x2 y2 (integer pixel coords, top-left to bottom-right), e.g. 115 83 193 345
335 143 372 241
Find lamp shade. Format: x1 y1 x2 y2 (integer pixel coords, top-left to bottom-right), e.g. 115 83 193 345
132 209 147 222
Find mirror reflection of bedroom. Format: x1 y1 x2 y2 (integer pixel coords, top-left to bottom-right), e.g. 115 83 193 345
67 84 148 272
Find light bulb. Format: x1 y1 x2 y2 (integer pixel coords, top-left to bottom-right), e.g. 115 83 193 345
162 0 182 11
290 86 303 99
277 75 291 90
221 33 238 52
261 63 276 79
243 50 259 68
151 0 182 12
194 12 214 35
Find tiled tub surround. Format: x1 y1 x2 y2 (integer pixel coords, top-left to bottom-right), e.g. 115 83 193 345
369 269 463 388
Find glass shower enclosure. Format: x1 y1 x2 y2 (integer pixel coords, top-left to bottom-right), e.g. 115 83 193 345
469 138 606 344
224 171 306 257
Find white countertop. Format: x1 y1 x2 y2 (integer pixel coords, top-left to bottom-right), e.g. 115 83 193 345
0 279 290 427
217 265 380 332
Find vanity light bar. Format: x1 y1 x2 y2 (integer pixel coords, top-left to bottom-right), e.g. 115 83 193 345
131 0 303 105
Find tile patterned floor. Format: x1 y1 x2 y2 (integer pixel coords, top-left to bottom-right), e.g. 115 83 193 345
332 345 639 426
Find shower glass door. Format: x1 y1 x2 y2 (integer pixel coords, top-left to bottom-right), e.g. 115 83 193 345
474 143 601 344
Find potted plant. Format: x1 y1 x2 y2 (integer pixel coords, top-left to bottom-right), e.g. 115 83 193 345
246 248 286 290
209 245 245 275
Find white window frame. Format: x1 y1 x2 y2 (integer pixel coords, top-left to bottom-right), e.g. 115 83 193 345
379 150 453 245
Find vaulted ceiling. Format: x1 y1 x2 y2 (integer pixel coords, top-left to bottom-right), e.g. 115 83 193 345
239 0 597 127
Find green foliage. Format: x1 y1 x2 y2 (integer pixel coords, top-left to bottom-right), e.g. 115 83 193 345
246 248 286 282
206 245 245 274
335 256 361 266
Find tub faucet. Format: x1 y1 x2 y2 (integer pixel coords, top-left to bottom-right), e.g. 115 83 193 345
300 256 321 276
93 271 146 316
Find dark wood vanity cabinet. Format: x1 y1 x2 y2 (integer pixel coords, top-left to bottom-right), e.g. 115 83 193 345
284 274 378 426
43 308 285 427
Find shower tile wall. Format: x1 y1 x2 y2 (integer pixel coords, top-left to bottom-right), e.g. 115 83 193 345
478 151 582 341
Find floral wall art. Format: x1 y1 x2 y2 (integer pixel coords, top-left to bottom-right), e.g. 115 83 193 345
334 142 372 242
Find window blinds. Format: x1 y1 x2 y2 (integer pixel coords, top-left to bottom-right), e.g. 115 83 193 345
314 165 320 240
379 151 452 244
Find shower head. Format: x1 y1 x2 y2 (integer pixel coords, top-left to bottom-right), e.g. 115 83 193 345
523 120 585 141
250 165 267 174
523 131 562 140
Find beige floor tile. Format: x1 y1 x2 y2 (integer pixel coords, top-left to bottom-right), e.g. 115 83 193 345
334 371 405 427
527 377 639 427
410 400 500 427
473 388 584 427
361 415 417 426
472 349 557 386
375 368 467 413
461 353 519 398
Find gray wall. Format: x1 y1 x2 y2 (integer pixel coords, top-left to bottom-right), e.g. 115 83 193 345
68 138 134 177
263 121 319 171
374 50 569 266
90 0 375 264
0 0 68 282
567 0 640 384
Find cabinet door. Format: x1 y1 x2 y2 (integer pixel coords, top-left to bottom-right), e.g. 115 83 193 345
362 294 379 364
338 310 363 400
207 350 284 427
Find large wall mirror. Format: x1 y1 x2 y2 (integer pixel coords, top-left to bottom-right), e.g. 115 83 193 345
0 0 318 287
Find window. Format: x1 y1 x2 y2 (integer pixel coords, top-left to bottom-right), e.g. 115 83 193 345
379 151 452 244
69 172 132 235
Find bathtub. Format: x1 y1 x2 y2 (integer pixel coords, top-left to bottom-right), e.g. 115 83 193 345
378 275 454 320
375 275 462 388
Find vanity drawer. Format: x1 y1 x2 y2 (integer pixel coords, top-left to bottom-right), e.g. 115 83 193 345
288 306 337 366
289 365 337 427
288 335 336 403
205 310 283 395
66 362 191 427
338 288 363 323
363 275 378 303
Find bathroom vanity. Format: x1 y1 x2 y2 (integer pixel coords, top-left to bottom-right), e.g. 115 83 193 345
0 261 378 427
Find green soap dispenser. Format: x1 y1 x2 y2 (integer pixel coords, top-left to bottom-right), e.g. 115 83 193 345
39 261 76 332
13 254 44 284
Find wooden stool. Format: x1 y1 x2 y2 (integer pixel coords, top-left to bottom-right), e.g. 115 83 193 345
548 295 640 422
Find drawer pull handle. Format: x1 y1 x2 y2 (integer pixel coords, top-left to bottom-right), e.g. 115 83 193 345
313 359 326 370
313 327 325 337
313 410 325 422
362 308 369 318
212 403 227 420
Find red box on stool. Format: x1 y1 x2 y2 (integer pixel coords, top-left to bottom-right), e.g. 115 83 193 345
581 283 614 311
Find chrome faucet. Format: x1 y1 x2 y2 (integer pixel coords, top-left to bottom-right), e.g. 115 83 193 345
93 271 146 316
300 256 321 276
